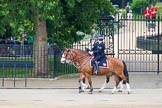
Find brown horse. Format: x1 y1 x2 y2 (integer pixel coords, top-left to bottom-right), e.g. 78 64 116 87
60 48 131 94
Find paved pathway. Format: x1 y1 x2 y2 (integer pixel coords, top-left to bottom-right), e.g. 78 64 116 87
0 72 162 108
1 72 162 89
0 88 162 108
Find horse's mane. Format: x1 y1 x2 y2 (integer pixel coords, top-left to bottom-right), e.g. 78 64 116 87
71 48 89 56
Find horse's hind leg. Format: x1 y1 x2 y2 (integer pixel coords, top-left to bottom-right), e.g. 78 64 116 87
120 77 131 94
112 74 120 94
126 82 131 94
122 61 131 94
117 76 124 92
117 73 131 94
99 75 110 92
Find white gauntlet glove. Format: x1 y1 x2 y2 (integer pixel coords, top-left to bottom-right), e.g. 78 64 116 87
88 51 93 55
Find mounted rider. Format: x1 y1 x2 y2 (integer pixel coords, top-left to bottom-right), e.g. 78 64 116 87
89 35 106 74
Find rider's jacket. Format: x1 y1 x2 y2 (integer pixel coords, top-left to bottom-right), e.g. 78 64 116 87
91 42 98 57
144 9 151 19
150 7 157 17
93 42 106 60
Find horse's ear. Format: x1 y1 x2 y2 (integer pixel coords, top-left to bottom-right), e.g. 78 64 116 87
64 47 70 51
64 47 70 52
64 47 67 50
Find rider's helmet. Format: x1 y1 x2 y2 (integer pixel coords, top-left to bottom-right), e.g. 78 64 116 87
90 36 98 42
97 35 104 41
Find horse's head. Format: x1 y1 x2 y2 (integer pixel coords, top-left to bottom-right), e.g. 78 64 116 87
60 48 77 64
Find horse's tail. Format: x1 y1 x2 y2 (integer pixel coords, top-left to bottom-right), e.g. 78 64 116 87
119 61 129 84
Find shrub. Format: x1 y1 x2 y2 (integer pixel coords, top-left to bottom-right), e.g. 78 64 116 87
156 3 162 15
131 0 150 15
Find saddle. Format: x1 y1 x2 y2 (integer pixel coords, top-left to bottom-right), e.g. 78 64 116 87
90 57 109 69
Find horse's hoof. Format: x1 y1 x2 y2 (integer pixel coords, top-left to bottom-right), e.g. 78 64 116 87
82 84 88 89
127 90 131 94
88 91 93 94
79 90 84 93
86 86 90 89
111 92 114 94
118 89 123 92
99 88 104 92
99 90 102 93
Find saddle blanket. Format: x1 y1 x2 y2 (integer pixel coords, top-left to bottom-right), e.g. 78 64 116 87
90 58 109 69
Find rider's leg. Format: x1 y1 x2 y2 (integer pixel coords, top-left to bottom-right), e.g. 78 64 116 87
92 55 102 74
94 61 99 74
91 60 95 72
93 56 101 74
91 58 98 74
92 60 98 74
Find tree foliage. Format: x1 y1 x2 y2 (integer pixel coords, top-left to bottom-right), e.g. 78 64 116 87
131 0 150 15
0 0 115 46
47 0 115 47
0 0 115 76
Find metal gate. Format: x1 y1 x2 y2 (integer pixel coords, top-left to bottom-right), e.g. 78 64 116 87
117 16 162 73
99 16 115 56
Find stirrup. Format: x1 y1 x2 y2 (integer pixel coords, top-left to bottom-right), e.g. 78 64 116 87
94 62 99 74
94 70 98 74
94 67 98 74
92 67 98 74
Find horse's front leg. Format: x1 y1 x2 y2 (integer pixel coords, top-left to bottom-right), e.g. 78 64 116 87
78 73 87 93
112 74 120 94
78 79 84 93
86 75 93 94
99 75 110 92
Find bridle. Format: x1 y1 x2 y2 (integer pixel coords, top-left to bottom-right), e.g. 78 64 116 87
63 49 91 71
62 49 75 63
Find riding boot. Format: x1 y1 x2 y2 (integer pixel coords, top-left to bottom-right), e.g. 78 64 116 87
92 63 95 74
94 61 99 74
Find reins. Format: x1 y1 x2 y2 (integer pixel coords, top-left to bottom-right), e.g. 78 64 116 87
64 49 91 71
72 55 91 71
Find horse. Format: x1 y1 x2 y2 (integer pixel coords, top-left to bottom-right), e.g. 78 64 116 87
60 48 131 94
